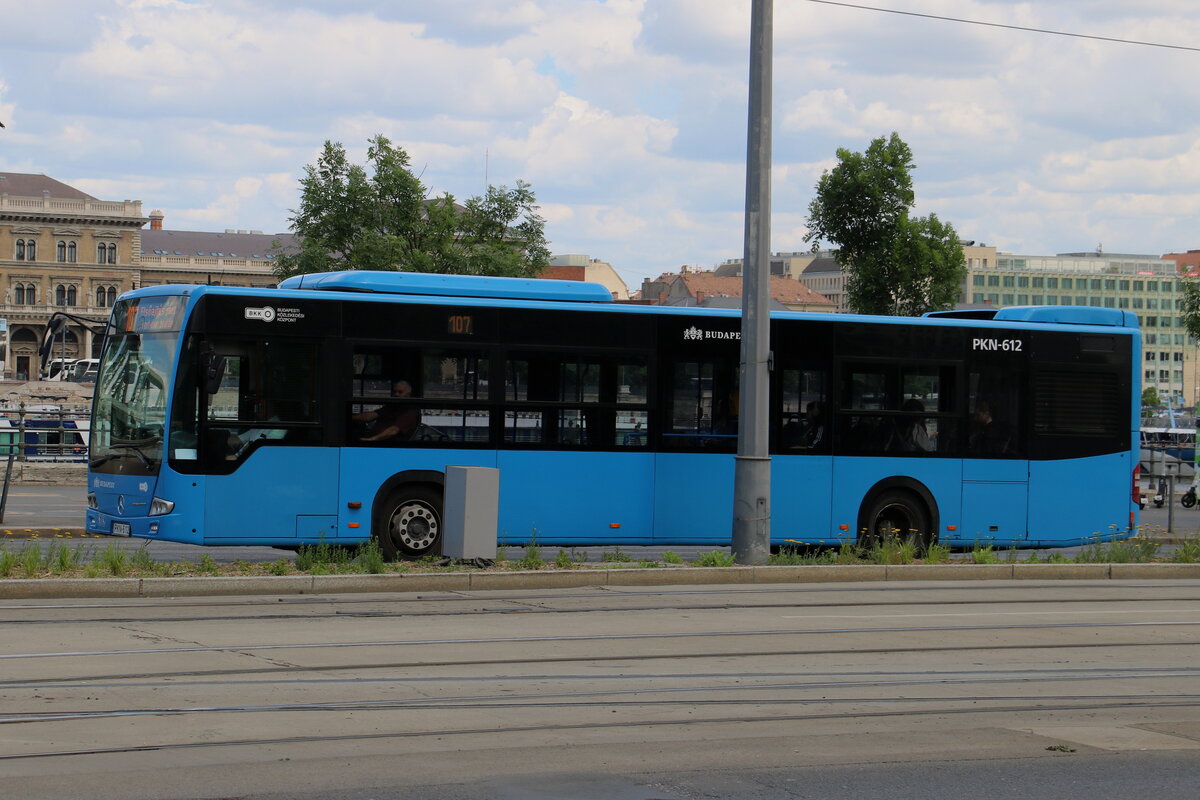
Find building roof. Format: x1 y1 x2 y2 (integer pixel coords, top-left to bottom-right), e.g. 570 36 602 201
802 256 842 274
674 272 835 306
0 172 97 201
141 229 296 259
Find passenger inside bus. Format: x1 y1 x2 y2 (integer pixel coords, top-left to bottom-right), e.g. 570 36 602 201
784 401 825 450
896 398 934 452
969 400 1014 455
355 380 421 443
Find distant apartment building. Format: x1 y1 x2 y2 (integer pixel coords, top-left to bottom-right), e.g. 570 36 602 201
967 249 1193 404
542 254 631 300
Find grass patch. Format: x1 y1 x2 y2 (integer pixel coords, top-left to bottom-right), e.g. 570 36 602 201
1075 536 1159 563
602 546 632 563
695 550 736 567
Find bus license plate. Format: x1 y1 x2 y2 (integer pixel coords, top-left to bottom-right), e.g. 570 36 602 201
111 522 131 537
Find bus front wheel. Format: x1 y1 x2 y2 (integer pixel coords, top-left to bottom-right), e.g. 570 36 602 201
376 486 443 559
859 490 932 552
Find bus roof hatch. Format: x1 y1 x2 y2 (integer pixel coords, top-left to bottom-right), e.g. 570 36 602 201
278 270 615 303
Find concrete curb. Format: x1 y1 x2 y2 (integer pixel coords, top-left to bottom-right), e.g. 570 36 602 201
3 562 1200 599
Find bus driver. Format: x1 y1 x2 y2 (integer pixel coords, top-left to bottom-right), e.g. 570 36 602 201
355 380 420 443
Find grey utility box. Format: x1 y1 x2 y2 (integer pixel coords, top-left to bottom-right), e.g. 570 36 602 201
442 465 500 559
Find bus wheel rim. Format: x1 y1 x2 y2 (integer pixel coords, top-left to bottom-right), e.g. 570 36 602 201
393 502 438 550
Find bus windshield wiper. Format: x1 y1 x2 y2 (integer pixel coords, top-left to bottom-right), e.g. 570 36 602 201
92 439 159 469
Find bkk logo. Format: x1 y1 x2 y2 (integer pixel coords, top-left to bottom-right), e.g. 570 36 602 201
244 306 276 322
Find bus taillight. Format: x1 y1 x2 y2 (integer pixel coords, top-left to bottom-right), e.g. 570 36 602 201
1132 464 1142 508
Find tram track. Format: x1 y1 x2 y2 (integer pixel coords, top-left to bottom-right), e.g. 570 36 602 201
4 617 1200 661
4 638 1200 688
1 582 1199 626
3 696 1200 763
6 665 1200 720
5 581 1200 784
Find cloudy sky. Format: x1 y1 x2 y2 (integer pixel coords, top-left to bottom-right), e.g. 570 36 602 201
2 0 1199 290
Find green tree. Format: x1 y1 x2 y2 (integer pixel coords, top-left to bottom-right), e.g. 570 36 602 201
1179 278 1200 343
273 135 550 280
804 132 967 316
1142 386 1161 410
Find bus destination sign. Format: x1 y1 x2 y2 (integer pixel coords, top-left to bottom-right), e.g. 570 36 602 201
122 296 187 333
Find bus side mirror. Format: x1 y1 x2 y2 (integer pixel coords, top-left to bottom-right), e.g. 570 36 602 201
204 355 227 395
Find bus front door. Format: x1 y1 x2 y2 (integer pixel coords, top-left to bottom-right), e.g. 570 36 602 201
204 447 340 543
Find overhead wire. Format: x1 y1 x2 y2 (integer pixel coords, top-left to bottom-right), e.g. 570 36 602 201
803 0 1200 54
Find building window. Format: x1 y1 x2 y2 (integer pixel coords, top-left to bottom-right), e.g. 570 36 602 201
107 243 117 264
67 285 77 306
13 285 24 305
55 285 65 306
95 285 118 307
15 239 36 261
56 241 66 262
97 243 106 264
15 240 25 261
67 242 76 263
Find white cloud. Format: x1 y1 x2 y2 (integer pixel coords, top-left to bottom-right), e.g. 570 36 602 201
2 0 1200 286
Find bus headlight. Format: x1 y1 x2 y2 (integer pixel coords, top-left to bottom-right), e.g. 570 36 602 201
87 492 97 510
148 497 175 516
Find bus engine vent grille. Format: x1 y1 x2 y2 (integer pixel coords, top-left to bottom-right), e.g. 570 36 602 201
1033 370 1122 436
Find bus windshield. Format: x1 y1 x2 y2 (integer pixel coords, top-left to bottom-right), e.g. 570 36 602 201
90 297 185 476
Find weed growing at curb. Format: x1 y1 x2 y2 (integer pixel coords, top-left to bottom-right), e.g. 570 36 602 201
602 546 632 563
696 550 736 567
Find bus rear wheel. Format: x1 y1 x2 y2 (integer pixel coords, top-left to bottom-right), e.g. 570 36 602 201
376 486 442 559
859 490 932 553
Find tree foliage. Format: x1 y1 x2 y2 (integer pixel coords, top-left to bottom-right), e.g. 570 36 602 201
272 135 550 280
1179 277 1200 343
804 132 967 316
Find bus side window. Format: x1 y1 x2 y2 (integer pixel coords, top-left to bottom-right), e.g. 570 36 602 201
838 368 893 452
967 368 1022 457
778 368 828 453
665 358 737 450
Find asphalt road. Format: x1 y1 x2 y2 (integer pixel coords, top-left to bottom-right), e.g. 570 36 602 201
2 579 1199 799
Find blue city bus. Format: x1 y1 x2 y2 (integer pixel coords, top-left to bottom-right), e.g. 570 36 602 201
85 270 1141 557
